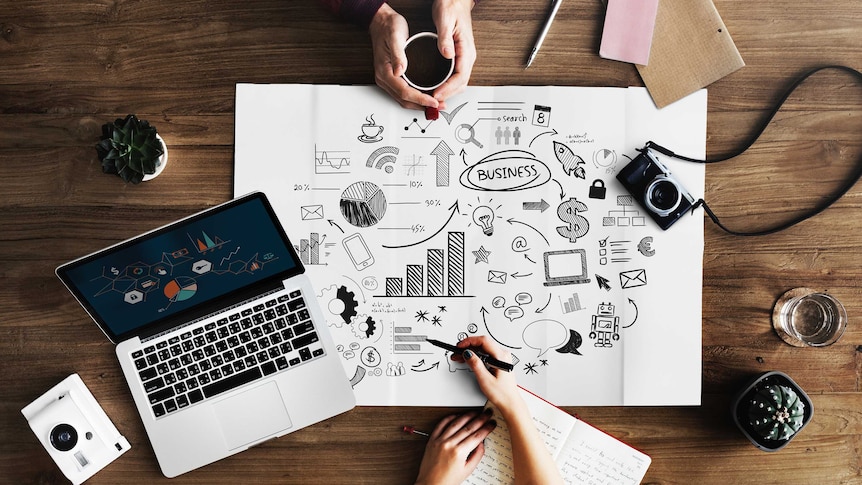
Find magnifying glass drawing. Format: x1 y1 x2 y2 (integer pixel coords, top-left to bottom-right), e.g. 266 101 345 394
455 123 483 149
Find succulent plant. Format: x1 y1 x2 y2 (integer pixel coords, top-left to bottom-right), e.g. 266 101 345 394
747 383 806 441
96 114 164 184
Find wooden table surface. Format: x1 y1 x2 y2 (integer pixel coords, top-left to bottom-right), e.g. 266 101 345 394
1 1 861 483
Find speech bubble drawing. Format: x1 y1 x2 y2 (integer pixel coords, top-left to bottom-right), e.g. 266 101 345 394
514 292 532 305
522 319 568 357
491 296 506 308
505 306 524 321
555 329 583 356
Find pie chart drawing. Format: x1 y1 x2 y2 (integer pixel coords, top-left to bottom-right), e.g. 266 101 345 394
164 277 197 302
340 181 387 227
593 148 617 168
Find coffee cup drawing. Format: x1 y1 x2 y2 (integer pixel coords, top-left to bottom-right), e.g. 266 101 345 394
359 114 384 143
402 32 455 92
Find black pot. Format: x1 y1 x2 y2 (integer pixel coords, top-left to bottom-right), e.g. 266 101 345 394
731 371 813 451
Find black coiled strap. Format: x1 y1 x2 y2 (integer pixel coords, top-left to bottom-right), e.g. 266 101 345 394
645 65 862 236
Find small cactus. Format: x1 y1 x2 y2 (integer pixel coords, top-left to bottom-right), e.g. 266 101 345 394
747 384 806 441
96 114 164 184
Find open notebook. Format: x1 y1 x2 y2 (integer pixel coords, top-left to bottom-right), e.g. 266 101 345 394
467 387 651 484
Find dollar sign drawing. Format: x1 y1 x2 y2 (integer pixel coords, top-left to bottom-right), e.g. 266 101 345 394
366 349 376 363
556 197 589 242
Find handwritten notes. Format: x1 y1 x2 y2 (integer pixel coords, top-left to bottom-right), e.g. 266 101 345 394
466 388 650 484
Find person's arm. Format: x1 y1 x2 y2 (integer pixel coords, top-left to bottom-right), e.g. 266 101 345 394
455 336 565 485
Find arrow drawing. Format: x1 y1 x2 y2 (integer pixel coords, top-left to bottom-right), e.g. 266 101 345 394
622 298 638 328
506 218 549 246
536 294 551 313
431 140 454 187
596 274 611 291
328 219 345 234
411 362 441 372
382 200 460 249
481 307 522 349
522 199 550 212
529 128 558 148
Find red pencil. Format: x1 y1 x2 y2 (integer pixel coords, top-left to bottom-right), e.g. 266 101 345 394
402 425 429 437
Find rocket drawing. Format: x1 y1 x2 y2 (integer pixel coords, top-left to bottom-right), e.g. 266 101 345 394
553 141 586 179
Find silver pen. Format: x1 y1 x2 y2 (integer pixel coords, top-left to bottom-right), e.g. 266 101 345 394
526 0 564 68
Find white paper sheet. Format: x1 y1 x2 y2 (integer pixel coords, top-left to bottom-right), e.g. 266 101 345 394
234 84 705 406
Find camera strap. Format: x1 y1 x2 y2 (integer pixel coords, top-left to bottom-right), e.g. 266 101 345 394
641 65 862 236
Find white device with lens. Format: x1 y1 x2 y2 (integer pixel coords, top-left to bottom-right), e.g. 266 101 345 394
22 374 130 485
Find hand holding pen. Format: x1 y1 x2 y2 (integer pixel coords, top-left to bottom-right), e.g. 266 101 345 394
426 338 514 372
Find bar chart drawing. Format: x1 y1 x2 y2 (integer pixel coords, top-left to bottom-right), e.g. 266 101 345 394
391 323 430 354
560 293 585 313
380 232 471 298
296 232 332 265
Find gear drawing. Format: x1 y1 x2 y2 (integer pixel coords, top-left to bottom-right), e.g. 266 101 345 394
318 284 359 327
350 314 378 339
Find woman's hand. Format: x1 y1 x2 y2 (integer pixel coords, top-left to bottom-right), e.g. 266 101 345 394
429 0 476 104
452 336 521 416
368 0 476 111
368 4 439 110
414 410 497 485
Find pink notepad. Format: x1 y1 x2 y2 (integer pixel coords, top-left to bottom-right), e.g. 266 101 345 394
599 0 660 65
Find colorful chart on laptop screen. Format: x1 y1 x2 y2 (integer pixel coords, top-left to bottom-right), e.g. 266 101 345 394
63 197 298 337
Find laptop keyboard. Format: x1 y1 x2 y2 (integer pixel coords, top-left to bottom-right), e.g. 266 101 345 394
129 289 325 418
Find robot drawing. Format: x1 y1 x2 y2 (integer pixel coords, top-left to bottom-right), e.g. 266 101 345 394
590 302 620 348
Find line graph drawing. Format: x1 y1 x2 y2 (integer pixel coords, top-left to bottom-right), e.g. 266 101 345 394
315 143 351 174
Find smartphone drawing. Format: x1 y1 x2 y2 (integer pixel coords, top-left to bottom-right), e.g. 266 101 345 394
342 233 375 270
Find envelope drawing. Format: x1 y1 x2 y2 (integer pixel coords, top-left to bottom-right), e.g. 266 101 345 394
487 270 507 284
619 269 647 289
300 204 324 220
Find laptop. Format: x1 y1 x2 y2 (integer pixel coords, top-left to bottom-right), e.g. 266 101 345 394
56 192 355 477
542 249 592 286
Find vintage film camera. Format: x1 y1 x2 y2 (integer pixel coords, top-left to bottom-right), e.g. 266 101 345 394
21 374 130 485
616 147 696 230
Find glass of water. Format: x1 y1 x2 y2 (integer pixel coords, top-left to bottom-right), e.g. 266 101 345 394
772 288 848 347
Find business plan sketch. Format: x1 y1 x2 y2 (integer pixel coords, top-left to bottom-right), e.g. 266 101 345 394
235 84 707 406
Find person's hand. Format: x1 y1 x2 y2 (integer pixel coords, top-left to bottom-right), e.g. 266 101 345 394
452 336 521 415
414 410 496 485
368 0 476 111
430 0 476 105
368 4 438 110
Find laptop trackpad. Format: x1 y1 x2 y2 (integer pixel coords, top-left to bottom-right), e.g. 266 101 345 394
213 381 292 450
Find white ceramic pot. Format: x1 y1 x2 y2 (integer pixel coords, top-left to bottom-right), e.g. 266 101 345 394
142 134 168 182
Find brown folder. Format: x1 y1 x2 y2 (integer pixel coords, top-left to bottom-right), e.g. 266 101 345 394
635 0 745 108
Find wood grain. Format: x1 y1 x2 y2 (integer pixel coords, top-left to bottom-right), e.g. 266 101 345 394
1 0 860 483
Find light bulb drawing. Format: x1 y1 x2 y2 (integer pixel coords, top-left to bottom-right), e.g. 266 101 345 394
472 205 495 236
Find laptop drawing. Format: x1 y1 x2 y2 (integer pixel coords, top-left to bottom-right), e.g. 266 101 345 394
543 249 592 286
56 192 355 477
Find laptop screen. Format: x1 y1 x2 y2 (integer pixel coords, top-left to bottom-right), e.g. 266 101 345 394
57 193 302 343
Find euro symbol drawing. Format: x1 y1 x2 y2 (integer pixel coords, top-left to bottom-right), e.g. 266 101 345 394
556 197 589 243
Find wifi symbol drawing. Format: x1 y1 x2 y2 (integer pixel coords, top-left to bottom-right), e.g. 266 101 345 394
366 146 399 173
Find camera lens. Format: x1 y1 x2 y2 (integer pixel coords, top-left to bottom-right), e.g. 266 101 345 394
50 424 78 452
645 176 681 216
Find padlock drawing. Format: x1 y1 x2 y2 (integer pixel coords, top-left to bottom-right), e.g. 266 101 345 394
589 179 606 199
